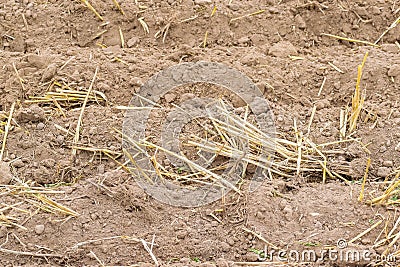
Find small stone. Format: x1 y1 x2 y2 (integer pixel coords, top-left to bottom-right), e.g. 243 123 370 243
395 143 400 151
237 36 250 45
0 226 7 238
10 35 26 52
361 238 371 245
388 65 400 77
0 162 13 184
377 167 391 178
383 160 394 167
231 94 246 107
227 4 239 11
98 164 105 174
283 206 293 217
382 44 399 53
370 6 380 15
34 224 45 235
25 9 32 18
294 14 306 29
27 54 49 69
310 212 320 217
129 77 143 87
194 0 212 5
41 63 58 82
245 251 259 262
36 122 45 130
41 158 56 168
315 99 330 110
90 213 98 220
268 41 298 57
256 211 265 219
226 238 235 246
12 159 25 168
126 37 140 48
180 93 196 102
268 7 279 14
16 105 45 123
164 93 176 103
215 258 229 267
176 230 187 239
220 241 230 252
56 135 65 145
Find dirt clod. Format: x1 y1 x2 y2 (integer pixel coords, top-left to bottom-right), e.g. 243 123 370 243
377 166 391 178
15 105 45 123
0 161 13 184
388 64 400 77
34 224 45 235
268 41 298 57
41 63 58 82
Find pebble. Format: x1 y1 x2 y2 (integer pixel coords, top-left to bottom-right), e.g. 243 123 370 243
36 122 45 130
215 258 229 267
388 64 400 77
315 99 330 110
294 14 306 29
41 158 56 168
27 54 49 69
194 0 212 4
180 93 196 102
34 224 45 235
268 7 280 14
16 105 45 123
283 205 293 218
56 135 65 145
129 77 143 87
41 63 58 82
382 44 399 53
164 93 176 103
220 241 230 252
176 230 187 239
0 161 13 184
227 4 240 11
245 252 259 262
211 221 219 227
237 36 250 45
12 159 25 168
127 37 140 48
377 167 391 178
256 211 265 219
98 164 105 174
0 226 7 238
226 238 235 246
383 160 394 167
370 6 381 15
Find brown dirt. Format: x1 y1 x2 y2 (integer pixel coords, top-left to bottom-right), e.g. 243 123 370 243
1 0 400 266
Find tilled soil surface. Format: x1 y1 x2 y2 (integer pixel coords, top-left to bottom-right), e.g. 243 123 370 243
0 0 400 266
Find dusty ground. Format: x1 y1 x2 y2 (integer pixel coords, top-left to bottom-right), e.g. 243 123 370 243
1 0 400 266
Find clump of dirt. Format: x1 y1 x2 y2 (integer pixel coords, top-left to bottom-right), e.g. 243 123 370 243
0 0 400 266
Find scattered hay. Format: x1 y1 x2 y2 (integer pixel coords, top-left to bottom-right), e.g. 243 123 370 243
0 176 79 231
25 80 107 107
123 97 354 198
